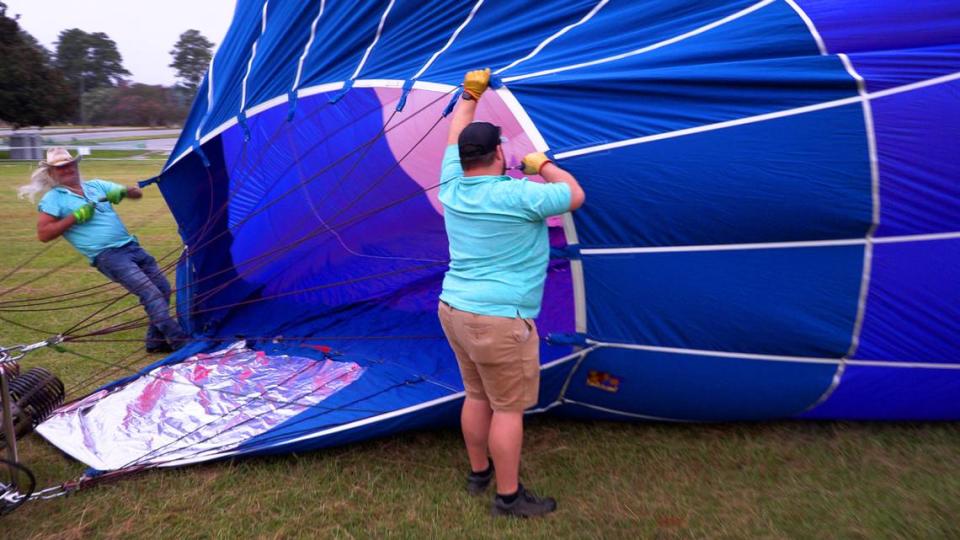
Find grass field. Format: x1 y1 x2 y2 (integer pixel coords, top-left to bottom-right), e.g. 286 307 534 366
1 161 959 538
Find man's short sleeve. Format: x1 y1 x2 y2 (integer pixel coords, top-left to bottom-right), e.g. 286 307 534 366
38 191 61 218
439 144 463 191
516 181 571 221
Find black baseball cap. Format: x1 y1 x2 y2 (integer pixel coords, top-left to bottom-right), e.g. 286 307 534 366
458 122 502 159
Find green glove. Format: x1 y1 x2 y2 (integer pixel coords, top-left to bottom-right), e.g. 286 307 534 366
72 203 95 224
106 186 127 204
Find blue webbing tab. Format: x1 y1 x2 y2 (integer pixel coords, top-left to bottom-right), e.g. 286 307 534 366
192 140 211 168
237 111 252 142
396 79 416 112
83 467 107 478
547 332 589 347
329 79 354 104
287 90 299 121
442 73 500 116
550 244 581 260
442 88 464 117
138 175 160 188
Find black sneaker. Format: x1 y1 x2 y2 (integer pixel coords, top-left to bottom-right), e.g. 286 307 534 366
168 336 189 351
491 484 557 518
466 458 494 496
146 341 174 354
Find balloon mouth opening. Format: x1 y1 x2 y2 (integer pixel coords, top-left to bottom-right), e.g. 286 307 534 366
183 83 575 363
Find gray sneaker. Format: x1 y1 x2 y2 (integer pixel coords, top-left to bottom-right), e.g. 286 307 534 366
491 484 557 518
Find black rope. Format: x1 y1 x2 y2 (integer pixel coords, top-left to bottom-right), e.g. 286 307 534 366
163 87 453 269
58 90 453 341
0 204 180 308
134 322 467 467
0 258 79 300
0 313 59 336
67 334 445 343
53 121 397 334
65 261 445 340
3 86 458 477
0 88 448 316
52 344 382 413
139 378 419 469
64 345 149 400
116 354 330 468
0 458 36 516
0 297 132 313
0 240 60 288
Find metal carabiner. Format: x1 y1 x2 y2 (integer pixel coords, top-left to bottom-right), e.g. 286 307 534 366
32 484 72 500
21 335 63 354
0 336 63 365
0 345 26 364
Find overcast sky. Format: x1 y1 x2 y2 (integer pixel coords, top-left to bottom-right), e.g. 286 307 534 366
7 0 235 86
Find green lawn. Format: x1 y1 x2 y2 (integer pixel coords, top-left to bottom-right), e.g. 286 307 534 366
1 161 958 538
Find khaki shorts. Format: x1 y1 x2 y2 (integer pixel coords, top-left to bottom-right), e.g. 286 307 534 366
438 301 540 412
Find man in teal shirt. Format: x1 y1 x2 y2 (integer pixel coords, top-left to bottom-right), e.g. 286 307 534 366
25 147 187 352
437 69 585 517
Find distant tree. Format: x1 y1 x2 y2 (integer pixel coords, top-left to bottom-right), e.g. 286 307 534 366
55 28 130 121
19 28 51 63
170 29 213 93
55 29 130 90
0 2 75 127
80 86 117 124
83 84 190 127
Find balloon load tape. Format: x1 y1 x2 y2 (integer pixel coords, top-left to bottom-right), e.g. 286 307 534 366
0 367 65 449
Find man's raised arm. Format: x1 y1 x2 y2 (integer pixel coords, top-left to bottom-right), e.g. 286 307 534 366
447 68 491 145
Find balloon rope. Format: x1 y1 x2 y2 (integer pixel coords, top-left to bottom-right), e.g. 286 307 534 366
58 89 455 340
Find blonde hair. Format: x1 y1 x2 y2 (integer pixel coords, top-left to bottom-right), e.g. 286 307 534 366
18 165 58 203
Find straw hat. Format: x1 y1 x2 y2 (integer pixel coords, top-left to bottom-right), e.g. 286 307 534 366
40 147 80 168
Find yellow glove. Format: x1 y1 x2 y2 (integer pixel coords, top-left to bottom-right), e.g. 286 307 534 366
463 68 491 100
521 152 551 175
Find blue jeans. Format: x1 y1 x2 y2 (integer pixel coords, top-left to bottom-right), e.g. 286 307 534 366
93 242 187 348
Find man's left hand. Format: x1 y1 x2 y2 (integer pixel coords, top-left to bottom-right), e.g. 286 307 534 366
106 187 127 204
521 152 551 175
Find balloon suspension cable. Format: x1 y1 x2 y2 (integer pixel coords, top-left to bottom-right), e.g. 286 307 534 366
56 87 457 342
0 336 65 364
1 86 467 499
0 203 180 309
0 93 323 311
0 86 454 340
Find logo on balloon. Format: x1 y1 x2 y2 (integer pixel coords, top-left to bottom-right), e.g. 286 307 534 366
586 370 621 393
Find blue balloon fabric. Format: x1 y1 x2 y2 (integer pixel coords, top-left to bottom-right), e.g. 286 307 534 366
131 0 960 460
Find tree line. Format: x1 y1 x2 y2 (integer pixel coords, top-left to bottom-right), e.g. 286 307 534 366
0 1 213 128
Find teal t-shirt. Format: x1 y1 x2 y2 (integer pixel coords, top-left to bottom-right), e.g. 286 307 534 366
38 179 135 263
438 144 571 319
